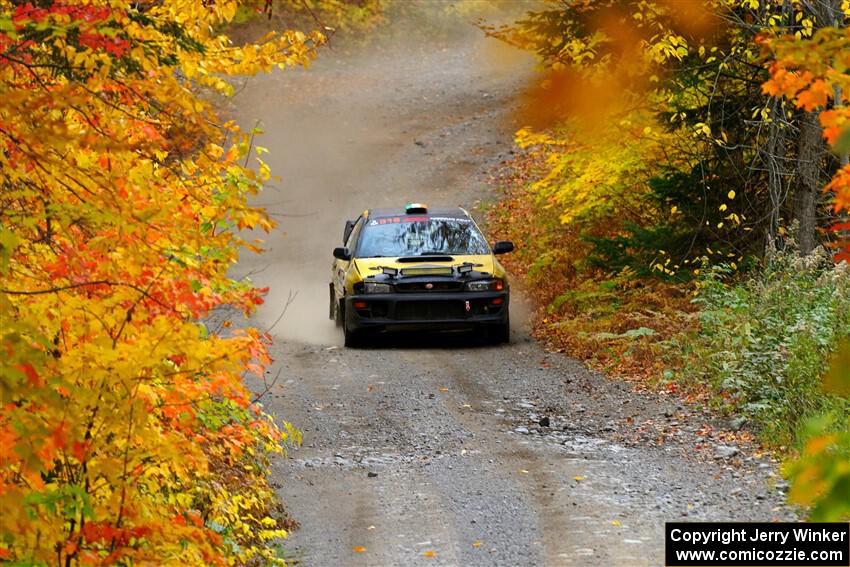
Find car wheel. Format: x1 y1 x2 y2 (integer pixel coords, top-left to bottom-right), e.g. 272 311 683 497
488 312 510 345
343 319 365 348
328 284 336 321
341 303 367 347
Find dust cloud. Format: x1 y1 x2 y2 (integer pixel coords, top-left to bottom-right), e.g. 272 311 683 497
227 2 536 345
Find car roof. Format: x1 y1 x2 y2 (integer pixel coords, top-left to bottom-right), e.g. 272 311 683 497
367 207 469 219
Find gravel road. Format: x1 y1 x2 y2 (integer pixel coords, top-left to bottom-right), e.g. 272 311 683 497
227 11 795 566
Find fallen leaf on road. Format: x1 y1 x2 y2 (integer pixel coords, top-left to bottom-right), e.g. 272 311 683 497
612 520 621 526
367 525 376 530
353 546 366 553
423 551 437 557
472 540 483 548
574 475 585 481
439 387 449 392
519 469 529 474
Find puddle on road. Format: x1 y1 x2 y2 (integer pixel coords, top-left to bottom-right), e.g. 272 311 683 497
497 398 630 457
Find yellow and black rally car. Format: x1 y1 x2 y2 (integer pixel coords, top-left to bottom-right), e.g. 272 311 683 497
329 204 514 347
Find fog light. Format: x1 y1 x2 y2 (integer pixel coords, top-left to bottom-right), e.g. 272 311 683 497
353 301 368 309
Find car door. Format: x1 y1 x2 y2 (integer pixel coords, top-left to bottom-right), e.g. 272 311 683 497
334 215 363 301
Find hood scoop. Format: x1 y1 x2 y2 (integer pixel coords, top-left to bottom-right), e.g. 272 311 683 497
397 255 454 263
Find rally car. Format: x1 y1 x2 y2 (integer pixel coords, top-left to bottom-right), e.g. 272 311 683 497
329 204 514 347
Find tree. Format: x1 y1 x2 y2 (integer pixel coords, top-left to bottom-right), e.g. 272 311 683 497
486 0 849 269
764 19 850 260
0 1 322 563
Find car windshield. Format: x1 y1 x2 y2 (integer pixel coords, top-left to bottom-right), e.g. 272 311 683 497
356 216 490 257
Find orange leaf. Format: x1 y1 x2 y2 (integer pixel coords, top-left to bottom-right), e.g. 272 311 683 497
796 79 831 111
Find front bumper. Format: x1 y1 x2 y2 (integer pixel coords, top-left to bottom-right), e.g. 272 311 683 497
344 291 509 332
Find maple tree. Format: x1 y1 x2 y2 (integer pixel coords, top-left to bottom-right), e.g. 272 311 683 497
763 24 850 259
488 0 849 267
0 1 323 563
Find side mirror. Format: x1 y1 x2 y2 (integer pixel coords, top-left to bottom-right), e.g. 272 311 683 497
343 220 355 244
333 247 352 261
493 241 514 255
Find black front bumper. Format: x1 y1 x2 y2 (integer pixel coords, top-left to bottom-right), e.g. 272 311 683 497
344 291 509 332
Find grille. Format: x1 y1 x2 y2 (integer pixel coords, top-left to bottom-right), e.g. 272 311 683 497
396 281 464 293
395 301 465 321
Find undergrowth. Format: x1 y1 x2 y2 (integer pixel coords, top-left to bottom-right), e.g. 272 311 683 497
490 154 849 451
676 246 850 447
488 156 697 382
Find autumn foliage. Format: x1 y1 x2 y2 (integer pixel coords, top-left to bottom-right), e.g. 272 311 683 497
763 25 850 259
0 1 322 564
487 0 850 518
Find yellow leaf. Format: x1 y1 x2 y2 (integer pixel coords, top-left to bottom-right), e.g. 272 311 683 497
423 550 437 557
353 546 367 553
574 475 585 481
612 520 621 526
472 541 483 548
728 190 736 199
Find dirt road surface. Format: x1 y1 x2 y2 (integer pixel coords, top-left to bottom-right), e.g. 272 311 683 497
227 11 794 567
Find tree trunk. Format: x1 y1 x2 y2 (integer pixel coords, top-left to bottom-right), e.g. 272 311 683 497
793 110 823 254
764 98 786 242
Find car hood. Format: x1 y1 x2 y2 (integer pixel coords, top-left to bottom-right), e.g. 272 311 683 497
353 254 500 279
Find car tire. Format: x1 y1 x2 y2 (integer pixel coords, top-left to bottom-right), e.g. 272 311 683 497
488 312 510 345
343 321 366 348
329 284 336 321
341 303 367 347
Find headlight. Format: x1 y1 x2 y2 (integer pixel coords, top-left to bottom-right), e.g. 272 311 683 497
466 279 505 292
363 282 393 294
